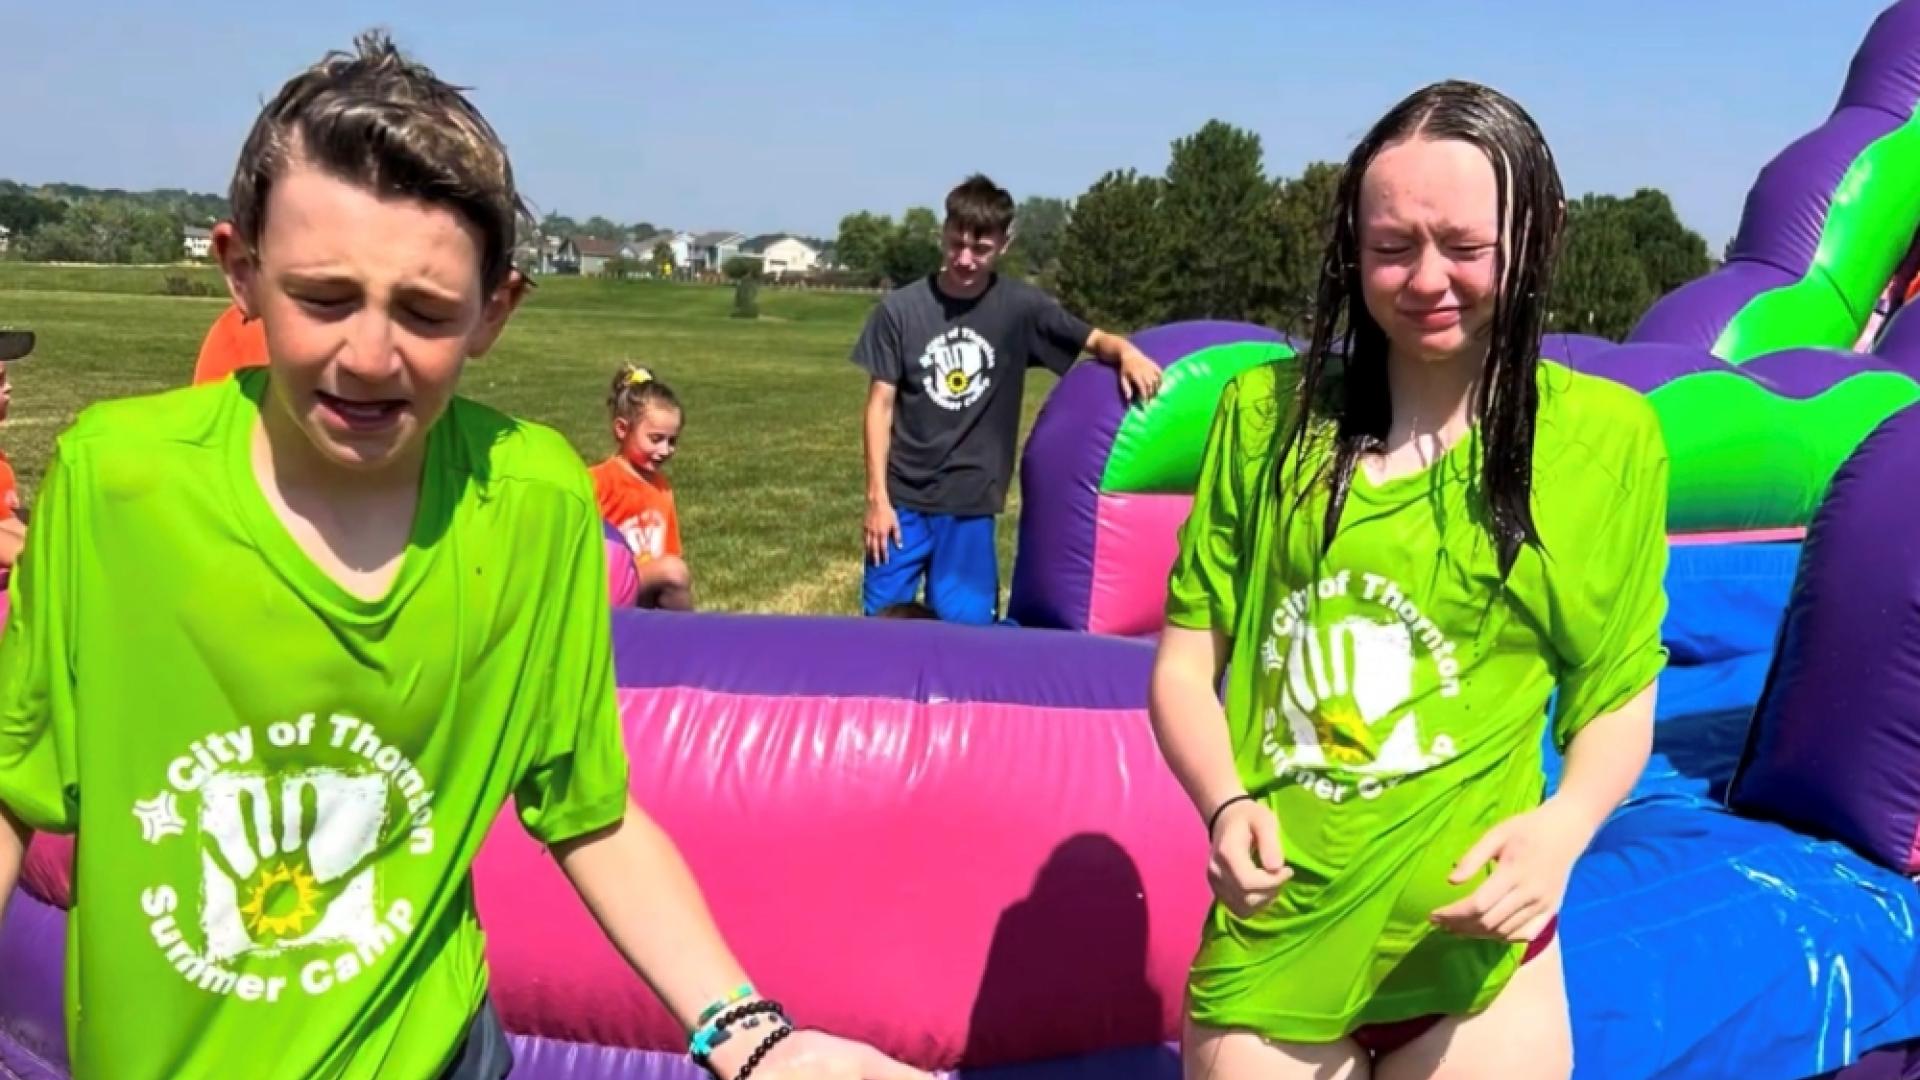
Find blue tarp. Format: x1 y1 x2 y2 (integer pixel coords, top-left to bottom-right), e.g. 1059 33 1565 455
1545 542 1920 1078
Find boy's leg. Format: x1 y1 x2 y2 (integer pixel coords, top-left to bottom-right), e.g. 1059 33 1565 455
1373 937 1572 1080
438 996 515 1080
1183 1018 1369 1080
862 507 934 616
925 514 999 625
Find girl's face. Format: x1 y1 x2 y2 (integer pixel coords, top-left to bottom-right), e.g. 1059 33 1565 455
615 403 682 474
1357 135 1503 367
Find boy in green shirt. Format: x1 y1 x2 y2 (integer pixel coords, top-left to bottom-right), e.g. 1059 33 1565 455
0 32 928 1080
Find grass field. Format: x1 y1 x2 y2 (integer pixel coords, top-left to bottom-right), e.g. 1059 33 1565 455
0 263 1061 614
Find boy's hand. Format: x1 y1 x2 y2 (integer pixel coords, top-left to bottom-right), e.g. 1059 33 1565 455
1431 801 1587 942
1116 347 1162 405
863 500 901 565
1208 798 1290 918
715 1028 933 1080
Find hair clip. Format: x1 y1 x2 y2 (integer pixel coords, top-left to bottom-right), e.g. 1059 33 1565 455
626 367 654 387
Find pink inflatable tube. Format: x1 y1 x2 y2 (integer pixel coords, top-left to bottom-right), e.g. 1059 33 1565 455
7 608 1205 1077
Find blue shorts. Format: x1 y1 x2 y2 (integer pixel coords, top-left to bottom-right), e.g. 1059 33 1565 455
863 508 998 625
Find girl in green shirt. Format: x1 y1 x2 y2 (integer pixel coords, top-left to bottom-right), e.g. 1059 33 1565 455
1152 81 1669 1079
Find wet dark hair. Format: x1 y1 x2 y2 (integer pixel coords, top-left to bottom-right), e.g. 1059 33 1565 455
945 174 1016 239
1278 80 1566 576
606 363 682 425
230 30 530 294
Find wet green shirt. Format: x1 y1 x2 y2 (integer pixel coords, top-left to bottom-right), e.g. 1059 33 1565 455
0 370 630 1079
1166 360 1669 1040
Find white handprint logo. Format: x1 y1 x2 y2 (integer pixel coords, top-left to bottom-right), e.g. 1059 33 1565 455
1266 617 1434 775
919 328 995 411
198 769 388 961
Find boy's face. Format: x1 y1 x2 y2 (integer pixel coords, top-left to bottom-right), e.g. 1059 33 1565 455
940 222 1009 292
214 158 524 478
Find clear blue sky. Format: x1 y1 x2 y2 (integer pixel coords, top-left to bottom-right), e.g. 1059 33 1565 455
0 1 1900 250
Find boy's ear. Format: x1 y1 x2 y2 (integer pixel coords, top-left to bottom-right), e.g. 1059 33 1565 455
467 269 531 358
211 222 258 320
611 415 632 442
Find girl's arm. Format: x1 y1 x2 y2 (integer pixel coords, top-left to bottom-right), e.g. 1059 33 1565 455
1433 682 1657 941
552 800 930 1080
1151 625 1291 917
1545 682 1657 836
1149 625 1245 823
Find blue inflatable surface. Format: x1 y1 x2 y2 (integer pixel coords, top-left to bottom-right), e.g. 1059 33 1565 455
1544 542 1920 1079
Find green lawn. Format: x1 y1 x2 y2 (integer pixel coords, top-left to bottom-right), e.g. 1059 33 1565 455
0 263 1059 614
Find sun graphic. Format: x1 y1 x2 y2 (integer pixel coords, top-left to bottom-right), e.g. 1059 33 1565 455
945 369 971 395
239 861 322 939
1313 702 1380 766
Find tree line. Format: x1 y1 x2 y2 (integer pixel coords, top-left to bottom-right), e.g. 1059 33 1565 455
830 120 1714 343
0 181 209 265
8 137 1715 342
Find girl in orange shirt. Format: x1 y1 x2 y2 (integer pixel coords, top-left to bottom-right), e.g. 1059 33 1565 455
590 364 693 609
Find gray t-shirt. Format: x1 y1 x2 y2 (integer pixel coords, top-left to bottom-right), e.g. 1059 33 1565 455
851 274 1093 517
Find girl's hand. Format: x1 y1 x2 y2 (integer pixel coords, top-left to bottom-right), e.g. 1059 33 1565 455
1208 797 1292 918
724 1028 933 1080
1431 801 1589 942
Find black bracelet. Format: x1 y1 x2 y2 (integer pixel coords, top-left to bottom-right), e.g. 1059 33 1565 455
732 1024 794 1080
1207 793 1255 839
692 1000 788 1068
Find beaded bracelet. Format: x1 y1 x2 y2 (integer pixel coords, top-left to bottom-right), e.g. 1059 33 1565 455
697 983 757 1028
732 1024 794 1080
690 999 788 1066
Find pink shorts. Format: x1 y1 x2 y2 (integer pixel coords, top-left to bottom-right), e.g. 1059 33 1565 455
1349 917 1559 1058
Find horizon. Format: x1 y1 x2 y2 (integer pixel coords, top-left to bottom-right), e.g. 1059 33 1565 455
1 2 1905 250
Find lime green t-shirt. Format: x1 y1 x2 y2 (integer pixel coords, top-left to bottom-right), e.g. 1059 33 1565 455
1166 360 1669 1041
0 370 630 1079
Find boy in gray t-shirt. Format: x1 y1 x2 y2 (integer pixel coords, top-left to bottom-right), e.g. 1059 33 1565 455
851 174 1160 624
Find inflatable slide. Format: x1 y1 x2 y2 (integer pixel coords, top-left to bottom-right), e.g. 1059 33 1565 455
7 4 1920 1079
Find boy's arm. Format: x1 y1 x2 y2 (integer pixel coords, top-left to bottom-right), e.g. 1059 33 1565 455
553 800 929 1079
862 381 901 564
550 802 751 1032
0 801 28 923
1083 328 1162 403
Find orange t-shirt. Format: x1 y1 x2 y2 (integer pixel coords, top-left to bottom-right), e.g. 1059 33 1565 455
191 304 270 386
0 449 18 518
590 457 682 562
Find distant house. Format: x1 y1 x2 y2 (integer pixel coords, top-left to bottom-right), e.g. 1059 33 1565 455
514 234 568 276
743 234 822 278
573 236 623 276
181 224 213 260
631 230 694 272
550 237 582 275
0 224 9 255
689 230 746 274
